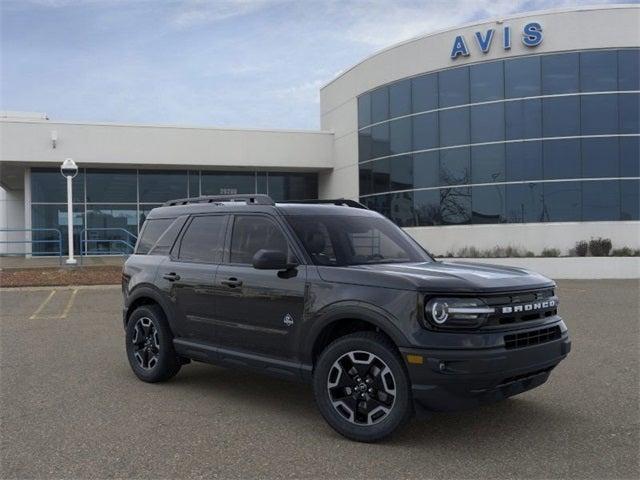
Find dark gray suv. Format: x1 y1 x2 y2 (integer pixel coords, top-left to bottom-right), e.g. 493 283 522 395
122 194 570 442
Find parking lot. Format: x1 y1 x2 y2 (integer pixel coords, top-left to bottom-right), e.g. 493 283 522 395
1 280 638 479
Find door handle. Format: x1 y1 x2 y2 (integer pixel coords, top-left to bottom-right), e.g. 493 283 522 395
163 272 181 282
221 277 243 288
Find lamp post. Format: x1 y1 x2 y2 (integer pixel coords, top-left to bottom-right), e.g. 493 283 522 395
60 158 78 265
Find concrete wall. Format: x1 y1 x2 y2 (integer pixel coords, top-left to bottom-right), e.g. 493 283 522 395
0 186 26 254
0 120 334 171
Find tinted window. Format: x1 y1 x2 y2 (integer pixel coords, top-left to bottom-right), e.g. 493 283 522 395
86 169 136 203
581 94 619 135
31 168 85 203
389 117 412 155
541 53 579 94
618 49 640 91
137 218 173 254
471 103 504 143
389 79 411 118
506 183 543 223
31 204 84 255
414 189 441 226
152 216 187 255
86 205 138 253
139 170 188 203
470 61 504 102
472 185 505 224
412 73 438 113
506 142 543 182
230 216 288 264
390 155 413 191
543 139 581 179
359 128 372 162
389 192 416 227
505 99 542 140
412 112 438 151
372 158 391 193
471 144 505 184
543 97 580 137
371 123 390 158
620 137 640 177
358 94 371 128
543 182 581 222
413 151 440 189
580 51 617 92
370 87 389 123
439 67 469 107
359 162 373 196
439 108 469 147
440 187 471 225
505 56 540 98
178 215 227 263
621 180 640 220
267 173 317 202
440 147 470 186
619 93 639 134
188 170 200 197
583 181 620 221
201 172 254 195
582 137 619 178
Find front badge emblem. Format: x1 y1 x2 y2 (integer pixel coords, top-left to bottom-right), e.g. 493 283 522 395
283 313 294 327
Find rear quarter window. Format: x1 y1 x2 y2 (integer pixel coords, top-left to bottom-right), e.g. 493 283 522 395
136 218 174 254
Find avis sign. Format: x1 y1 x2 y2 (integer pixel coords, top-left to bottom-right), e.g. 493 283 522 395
450 22 543 59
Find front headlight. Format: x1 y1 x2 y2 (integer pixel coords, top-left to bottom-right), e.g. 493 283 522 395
425 297 494 329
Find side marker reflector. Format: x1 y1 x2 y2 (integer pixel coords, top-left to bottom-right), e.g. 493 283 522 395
406 354 423 365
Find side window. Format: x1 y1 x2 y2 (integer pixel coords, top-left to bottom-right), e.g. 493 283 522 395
178 215 227 263
136 218 173 254
151 216 187 255
230 216 289 264
295 221 338 266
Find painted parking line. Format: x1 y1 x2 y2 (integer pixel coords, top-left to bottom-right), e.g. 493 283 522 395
28 290 56 320
28 288 79 320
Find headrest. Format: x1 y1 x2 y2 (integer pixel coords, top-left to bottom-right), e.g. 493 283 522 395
305 229 326 254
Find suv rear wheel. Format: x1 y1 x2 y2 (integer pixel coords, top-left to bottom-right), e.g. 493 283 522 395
313 332 412 442
125 304 181 383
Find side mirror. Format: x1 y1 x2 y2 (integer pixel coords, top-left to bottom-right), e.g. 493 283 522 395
252 249 289 270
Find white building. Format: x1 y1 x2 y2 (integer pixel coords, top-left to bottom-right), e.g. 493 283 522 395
1 5 638 257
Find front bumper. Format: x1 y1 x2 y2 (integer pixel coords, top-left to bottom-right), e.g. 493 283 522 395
400 326 571 412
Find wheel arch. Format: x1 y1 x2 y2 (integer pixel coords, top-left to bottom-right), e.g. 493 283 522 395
124 285 174 331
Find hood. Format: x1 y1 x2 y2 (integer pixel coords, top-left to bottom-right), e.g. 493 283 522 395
316 260 554 293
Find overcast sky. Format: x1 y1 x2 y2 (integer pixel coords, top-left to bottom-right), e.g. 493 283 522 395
0 0 631 129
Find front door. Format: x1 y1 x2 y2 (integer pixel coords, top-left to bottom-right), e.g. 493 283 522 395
213 214 306 360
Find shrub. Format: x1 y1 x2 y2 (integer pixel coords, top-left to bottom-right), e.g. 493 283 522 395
589 237 612 257
574 241 589 257
541 248 561 257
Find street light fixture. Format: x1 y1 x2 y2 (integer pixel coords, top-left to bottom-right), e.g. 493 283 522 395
60 158 78 265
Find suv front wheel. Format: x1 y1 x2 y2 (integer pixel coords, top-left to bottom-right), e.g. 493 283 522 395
313 332 413 442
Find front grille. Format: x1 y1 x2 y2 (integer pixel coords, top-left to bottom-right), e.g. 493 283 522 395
504 326 561 350
483 289 558 327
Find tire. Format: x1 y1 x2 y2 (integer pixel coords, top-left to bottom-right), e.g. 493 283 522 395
125 304 181 383
313 332 413 442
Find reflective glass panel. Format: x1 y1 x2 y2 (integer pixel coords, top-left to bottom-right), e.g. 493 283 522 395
86 169 136 203
412 112 438 151
542 97 580 137
372 158 390 193
86 204 138 254
506 183 543 223
139 204 162 229
505 98 542 140
439 108 469 147
470 61 504 102
440 147 470 186
580 51 617 92
413 152 440 189
359 162 373 196
439 67 469 107
412 73 438 113
139 170 187 203
618 49 640 91
370 86 389 123
389 117 412 155
179 215 227 263
358 94 371 128
31 204 84 255
581 94 619 135
470 103 504 143
506 142 543 182
505 56 540 98
582 137 619 178
583 180 620 221
267 173 317 201
472 185 505 224
371 123 390 158
389 192 416 227
440 187 471 225
390 155 413 191
621 179 640 220
543 139 581 180
471 144 505 184
414 189 441 226
389 79 411 118
359 128 372 162
541 52 579 94
201 172 255 195
543 182 581 222
620 136 640 177
31 168 85 203
619 93 639 134
188 170 199 197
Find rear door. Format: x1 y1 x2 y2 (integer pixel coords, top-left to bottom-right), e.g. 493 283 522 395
159 214 229 341
213 214 307 360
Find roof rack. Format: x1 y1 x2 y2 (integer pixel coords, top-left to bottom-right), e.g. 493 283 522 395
286 198 369 209
163 194 275 207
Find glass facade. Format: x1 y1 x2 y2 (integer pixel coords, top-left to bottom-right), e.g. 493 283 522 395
31 168 317 254
357 48 640 227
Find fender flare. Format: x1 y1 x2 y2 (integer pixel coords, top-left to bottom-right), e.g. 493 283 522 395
124 284 176 332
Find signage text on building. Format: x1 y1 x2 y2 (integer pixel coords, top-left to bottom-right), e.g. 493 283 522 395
450 22 543 59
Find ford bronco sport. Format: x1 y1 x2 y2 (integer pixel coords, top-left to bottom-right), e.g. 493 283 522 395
122 194 570 442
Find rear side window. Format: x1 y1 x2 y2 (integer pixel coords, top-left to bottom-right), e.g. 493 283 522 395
178 215 227 263
230 216 289 264
136 218 174 254
150 217 187 255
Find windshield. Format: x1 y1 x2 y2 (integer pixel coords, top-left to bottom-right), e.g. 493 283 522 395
286 214 432 266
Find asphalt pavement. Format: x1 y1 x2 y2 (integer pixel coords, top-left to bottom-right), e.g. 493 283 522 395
1 280 638 479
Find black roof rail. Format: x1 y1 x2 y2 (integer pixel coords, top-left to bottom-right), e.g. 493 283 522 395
163 194 275 207
286 198 369 209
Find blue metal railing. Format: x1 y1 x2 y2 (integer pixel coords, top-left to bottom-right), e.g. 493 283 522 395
0 228 64 264
79 227 138 260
